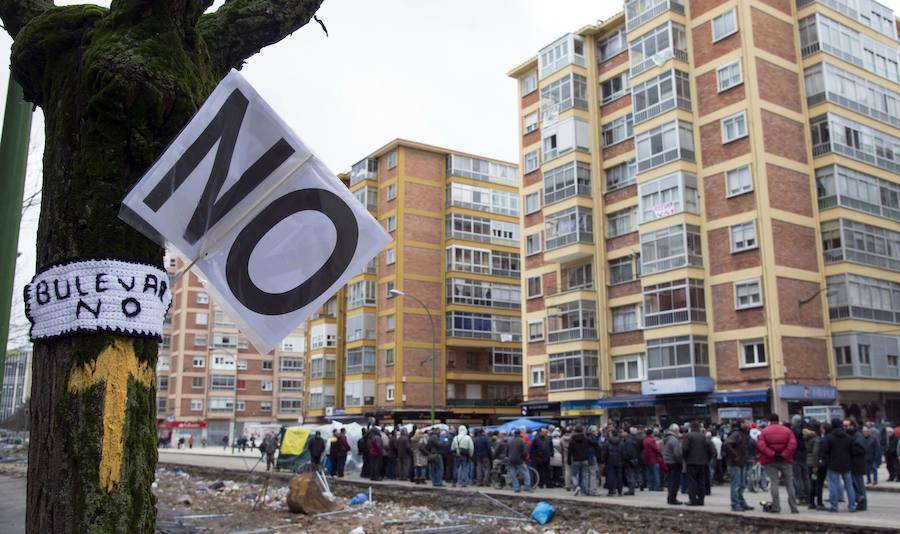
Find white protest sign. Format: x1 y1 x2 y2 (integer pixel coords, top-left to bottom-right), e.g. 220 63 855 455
120 70 391 353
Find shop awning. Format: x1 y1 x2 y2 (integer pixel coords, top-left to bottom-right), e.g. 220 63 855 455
595 395 658 409
706 389 769 405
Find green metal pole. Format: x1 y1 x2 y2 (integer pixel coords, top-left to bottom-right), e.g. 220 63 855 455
0 79 33 391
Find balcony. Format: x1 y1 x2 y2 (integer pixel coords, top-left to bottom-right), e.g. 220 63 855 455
816 165 900 223
797 0 898 40
547 300 597 344
446 154 517 187
447 398 521 407
446 312 522 342
811 114 900 175
626 0 685 32
642 376 713 395
633 70 692 125
822 220 900 272
350 157 377 185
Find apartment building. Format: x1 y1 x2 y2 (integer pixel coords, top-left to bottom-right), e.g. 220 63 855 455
1 345 32 421
509 0 900 425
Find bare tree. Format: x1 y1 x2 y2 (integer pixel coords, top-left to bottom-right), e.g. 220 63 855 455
0 1 324 531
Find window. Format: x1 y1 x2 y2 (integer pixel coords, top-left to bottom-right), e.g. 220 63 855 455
524 112 538 134
638 171 699 223
531 364 546 386
548 350 599 391
823 218 900 272
447 155 517 186
726 165 752 197
741 340 767 368
811 113 900 177
858 344 872 376
629 21 688 76
386 314 396 331
262 360 273 371
346 347 376 374
799 13 899 85
447 278 520 308
598 28 626 61
528 320 544 342
539 33 585 78
544 206 594 250
607 208 636 238
636 119 695 173
543 161 591 205
887 354 899 377
730 221 757 252
191 376 204 388
601 72 629 104
527 276 543 299
804 62 900 130
522 72 537 95
547 300 597 343
351 157 378 184
609 255 640 285
524 151 539 174
236 359 247 371
279 398 303 413
260 401 271 412
646 335 710 380
827 273 900 323
280 379 304 391
735 279 762 309
640 223 703 274
280 356 305 372
563 263 593 291
386 384 395 401
611 305 640 332
605 160 636 191
385 248 396 265
196 292 209 305
613 354 644 382
195 312 208 326
642 278 706 328
601 113 634 147
210 375 235 390
385 280 396 298
192 357 205 368
541 117 591 161
387 149 397 169
190 399 203 411
347 280 376 308
387 183 397 200
193 334 207 347
261 380 273 391
386 215 396 232
721 111 747 143
717 59 742 92
492 348 523 374
816 164 900 222
526 233 542 256
446 311 522 341
712 9 737 42
447 182 520 216
385 348 394 366
525 191 541 214
632 69 691 124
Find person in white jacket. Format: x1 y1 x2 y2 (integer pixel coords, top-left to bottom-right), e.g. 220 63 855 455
451 425 475 487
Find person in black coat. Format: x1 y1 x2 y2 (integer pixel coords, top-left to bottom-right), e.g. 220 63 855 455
623 428 643 494
529 428 554 489
602 430 626 496
848 423 868 510
308 431 326 471
358 430 370 479
820 419 857 512
681 421 714 506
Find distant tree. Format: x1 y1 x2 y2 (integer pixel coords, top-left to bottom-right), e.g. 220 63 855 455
0 1 324 531
0 403 29 431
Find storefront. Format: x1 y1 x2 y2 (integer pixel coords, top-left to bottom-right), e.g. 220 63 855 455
707 389 770 423
598 395 658 427
559 400 604 427
158 420 208 447
519 401 561 421
779 384 838 417
836 390 900 424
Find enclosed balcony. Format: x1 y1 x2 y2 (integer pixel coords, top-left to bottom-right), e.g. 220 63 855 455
642 335 712 395
629 21 688 77
822 218 900 272
350 157 377 185
626 0 685 32
547 300 597 344
544 206 594 263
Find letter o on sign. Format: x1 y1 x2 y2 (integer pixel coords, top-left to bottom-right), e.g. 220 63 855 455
225 189 359 315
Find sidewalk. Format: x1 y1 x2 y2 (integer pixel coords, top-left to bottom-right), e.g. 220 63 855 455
160 445 266 459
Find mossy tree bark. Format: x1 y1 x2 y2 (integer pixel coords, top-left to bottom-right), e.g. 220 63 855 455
0 1 323 531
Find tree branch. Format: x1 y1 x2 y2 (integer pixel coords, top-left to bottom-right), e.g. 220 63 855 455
198 0 324 76
0 0 53 39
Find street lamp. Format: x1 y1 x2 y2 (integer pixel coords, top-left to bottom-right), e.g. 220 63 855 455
389 288 436 426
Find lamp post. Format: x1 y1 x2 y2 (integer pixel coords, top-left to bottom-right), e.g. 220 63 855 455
389 288 436 426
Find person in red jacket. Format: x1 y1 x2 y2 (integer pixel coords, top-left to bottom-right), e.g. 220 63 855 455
757 413 799 514
642 429 663 491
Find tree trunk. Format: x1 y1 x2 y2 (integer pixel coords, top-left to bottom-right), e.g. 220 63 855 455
0 1 323 531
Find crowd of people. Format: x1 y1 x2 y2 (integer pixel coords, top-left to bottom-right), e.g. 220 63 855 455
303 416 900 515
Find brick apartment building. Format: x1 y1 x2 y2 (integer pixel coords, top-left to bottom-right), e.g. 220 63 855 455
156 140 524 436
509 0 900 425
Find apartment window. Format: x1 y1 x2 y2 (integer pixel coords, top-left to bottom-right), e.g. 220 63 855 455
447 278 520 308
545 206 594 250
262 360 273 371
636 119 695 173
446 245 491 274
543 161 591 205
353 186 377 211
741 340 767 368
524 111 538 134
563 263 593 291
385 348 394 366
491 249 521 277
386 384 395 401
236 359 247 371
712 9 737 42
386 215 396 232
721 111 748 143
446 311 522 341
193 334 207 347
530 365 546 387
547 300 597 343
613 354 644 382
279 398 304 413
385 280 395 298
526 233 542 256
607 207 636 238
492 348 523 374
261 380 273 391
632 69 691 124
888 354 899 377
192 357 205 368
347 280 376 308
859 344 872 376
726 165 752 197
386 314 395 331
527 276 543 299
541 117 591 161
541 73 588 115
611 305 640 332
190 399 202 411
629 21 688 76
804 62 900 130
195 312 208 326
821 218 900 272
811 113 900 175
196 292 209 305
210 375 235 390
827 273 900 323
525 192 541 214
528 320 544 342
605 160 636 191
643 278 706 328
548 350 599 391
730 221 757 252
799 13 899 85
522 72 537 95
387 150 397 169
191 376 204 388
601 113 634 147
539 33 585 79
387 183 397 200
280 356 304 372
598 28 627 61
717 59 742 92
638 171 699 223
280 378 304 392
816 165 900 222
735 279 762 309
385 248 396 265
640 223 703 275
260 401 271 412
346 347 376 374
609 255 640 285
447 182 520 216
601 72 629 104
447 154 517 186
646 335 710 380
524 151 539 174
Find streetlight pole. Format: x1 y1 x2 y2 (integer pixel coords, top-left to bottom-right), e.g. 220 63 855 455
389 289 436 426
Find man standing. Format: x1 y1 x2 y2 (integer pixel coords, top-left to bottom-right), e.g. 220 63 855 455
641 428 663 491
473 428 493 487
790 415 809 505
805 421 825 510
397 428 412 482
507 429 533 493
427 429 445 487
623 428 643 494
820 418 856 512
681 421 713 506
662 423 684 505
451 425 475 487
368 427 385 481
861 426 881 486
848 421 868 511
757 414 798 514
308 430 326 473
327 429 340 477
724 419 753 512
529 428 553 489
567 426 592 496
336 428 351 478
602 429 626 496
261 432 278 472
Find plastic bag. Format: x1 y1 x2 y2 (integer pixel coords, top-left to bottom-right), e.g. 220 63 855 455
530 501 555 525
350 492 368 506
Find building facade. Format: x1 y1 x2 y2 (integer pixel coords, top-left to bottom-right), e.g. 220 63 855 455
510 0 900 425
1 345 32 421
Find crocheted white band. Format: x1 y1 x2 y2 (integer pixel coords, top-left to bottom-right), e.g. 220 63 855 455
24 258 173 342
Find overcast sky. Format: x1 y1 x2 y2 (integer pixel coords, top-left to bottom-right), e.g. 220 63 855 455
4 0 900 347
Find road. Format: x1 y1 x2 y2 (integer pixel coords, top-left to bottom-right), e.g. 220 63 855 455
0 475 26 534
159 449 900 531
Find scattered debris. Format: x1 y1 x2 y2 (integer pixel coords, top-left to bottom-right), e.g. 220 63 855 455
348 527 366 534
286 471 339 514
175 494 193 506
